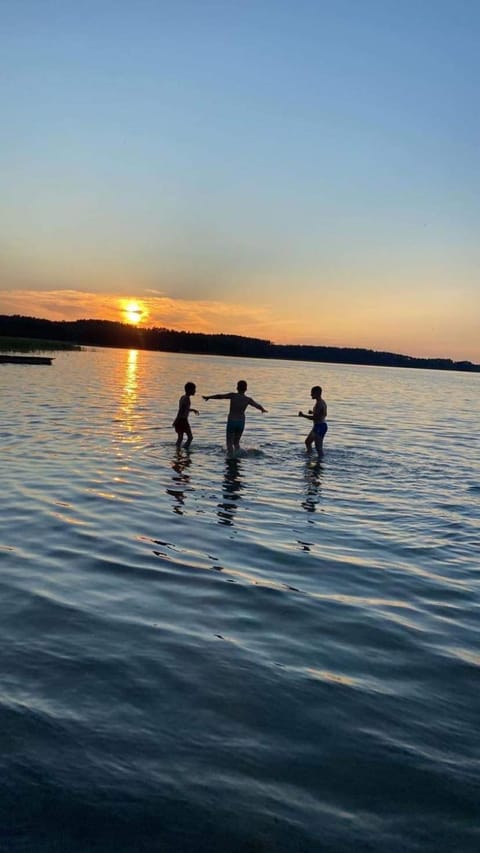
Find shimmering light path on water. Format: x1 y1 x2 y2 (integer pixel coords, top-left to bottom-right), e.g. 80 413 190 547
1 350 479 852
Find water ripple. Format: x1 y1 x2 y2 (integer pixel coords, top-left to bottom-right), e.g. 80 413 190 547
1 352 479 852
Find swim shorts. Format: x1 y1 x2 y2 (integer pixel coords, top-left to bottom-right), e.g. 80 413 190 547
226 418 245 434
313 422 328 438
173 417 190 433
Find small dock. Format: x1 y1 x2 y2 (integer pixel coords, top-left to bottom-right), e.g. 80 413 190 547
0 355 54 365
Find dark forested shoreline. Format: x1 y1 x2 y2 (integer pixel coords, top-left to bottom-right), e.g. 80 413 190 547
1 314 479 372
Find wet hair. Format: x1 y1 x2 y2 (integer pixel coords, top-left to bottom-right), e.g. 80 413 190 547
237 380 247 392
311 386 322 396
185 382 196 394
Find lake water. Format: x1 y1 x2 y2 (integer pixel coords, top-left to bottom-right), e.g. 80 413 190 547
1 349 479 853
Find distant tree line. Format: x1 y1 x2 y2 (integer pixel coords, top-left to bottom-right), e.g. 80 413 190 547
1 314 478 372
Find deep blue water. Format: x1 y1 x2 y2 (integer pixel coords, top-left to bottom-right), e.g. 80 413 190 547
1 350 479 852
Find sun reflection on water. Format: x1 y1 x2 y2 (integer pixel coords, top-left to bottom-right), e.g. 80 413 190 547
121 349 139 439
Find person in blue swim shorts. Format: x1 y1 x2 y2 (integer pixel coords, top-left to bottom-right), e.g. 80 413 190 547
203 380 267 456
299 386 328 453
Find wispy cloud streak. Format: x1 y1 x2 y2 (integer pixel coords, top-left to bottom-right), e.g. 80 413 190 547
0 289 278 340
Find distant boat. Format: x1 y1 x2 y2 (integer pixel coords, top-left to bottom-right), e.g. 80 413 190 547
0 355 53 365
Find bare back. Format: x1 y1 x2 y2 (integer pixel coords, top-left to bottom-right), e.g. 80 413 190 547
176 394 191 420
313 398 327 423
227 392 254 420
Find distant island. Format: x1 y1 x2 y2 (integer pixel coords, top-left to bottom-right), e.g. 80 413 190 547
1 314 479 373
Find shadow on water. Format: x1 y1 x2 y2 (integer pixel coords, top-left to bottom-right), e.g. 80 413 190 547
217 458 244 526
302 456 323 513
166 450 192 515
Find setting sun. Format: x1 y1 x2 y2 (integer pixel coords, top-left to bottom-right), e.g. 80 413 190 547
121 300 147 326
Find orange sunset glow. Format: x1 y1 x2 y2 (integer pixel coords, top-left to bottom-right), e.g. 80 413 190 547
1 286 479 362
2 2 480 367
121 300 148 326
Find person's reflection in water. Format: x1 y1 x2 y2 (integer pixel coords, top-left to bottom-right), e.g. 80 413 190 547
217 458 244 526
302 458 323 514
166 451 192 515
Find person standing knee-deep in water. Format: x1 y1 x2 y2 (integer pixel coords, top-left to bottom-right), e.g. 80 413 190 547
173 382 199 449
203 380 267 455
299 386 328 452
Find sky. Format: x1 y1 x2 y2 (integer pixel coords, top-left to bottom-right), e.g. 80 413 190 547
1 0 479 361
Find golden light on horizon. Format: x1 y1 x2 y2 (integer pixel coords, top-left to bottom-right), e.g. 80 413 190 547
121 299 148 326
119 348 140 441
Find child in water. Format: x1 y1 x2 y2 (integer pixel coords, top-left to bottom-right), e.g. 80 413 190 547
299 385 328 452
203 379 267 456
173 382 199 449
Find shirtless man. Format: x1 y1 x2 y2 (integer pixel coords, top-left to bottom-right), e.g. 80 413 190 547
298 386 328 453
203 380 267 455
172 381 199 449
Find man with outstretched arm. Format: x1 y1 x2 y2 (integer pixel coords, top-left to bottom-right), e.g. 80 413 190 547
203 380 267 456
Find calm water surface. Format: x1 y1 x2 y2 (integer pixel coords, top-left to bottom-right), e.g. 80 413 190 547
1 350 479 852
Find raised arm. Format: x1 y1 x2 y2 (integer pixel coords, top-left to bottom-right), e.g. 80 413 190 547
248 397 267 413
202 393 233 401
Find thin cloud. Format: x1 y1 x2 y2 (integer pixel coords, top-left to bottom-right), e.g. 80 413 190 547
0 289 278 339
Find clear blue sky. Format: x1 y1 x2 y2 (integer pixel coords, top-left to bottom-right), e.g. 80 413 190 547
1 0 479 359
